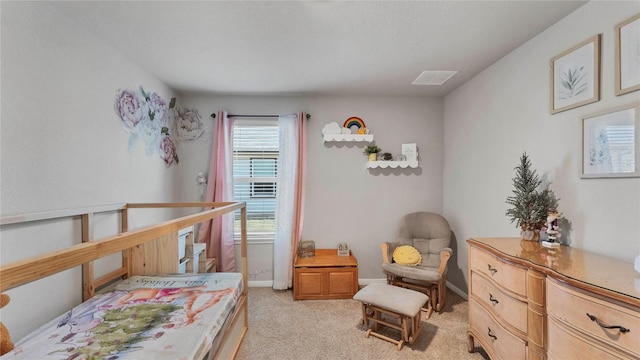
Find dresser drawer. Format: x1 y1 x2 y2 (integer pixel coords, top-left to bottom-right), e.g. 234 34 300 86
470 271 527 333
548 316 628 360
547 278 640 357
469 298 526 360
469 246 527 297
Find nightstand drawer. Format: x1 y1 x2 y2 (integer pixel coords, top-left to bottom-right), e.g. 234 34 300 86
547 278 640 357
470 246 527 297
470 271 527 333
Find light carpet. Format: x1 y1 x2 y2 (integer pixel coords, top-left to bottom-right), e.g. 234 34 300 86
236 287 489 360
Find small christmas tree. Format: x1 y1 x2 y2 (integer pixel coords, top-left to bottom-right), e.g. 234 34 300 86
506 153 557 233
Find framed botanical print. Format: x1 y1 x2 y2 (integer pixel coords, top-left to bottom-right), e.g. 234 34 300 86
550 35 601 114
581 102 639 178
615 13 640 96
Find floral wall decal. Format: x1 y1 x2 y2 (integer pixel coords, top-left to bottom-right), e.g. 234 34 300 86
159 127 179 166
114 86 178 167
172 107 205 141
115 88 146 133
114 86 206 167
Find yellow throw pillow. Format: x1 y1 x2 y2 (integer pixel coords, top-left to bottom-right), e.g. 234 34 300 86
392 245 422 266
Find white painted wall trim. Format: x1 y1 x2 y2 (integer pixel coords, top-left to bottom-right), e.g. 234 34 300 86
446 280 468 300
248 280 273 287
248 278 469 302
249 278 388 288
358 278 387 286
360 278 469 300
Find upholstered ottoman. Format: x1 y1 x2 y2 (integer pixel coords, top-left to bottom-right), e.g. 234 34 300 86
353 283 428 350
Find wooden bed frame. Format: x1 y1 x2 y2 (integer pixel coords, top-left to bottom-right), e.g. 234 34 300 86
0 201 248 360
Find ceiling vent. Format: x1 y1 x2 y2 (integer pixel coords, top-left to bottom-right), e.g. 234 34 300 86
411 71 458 85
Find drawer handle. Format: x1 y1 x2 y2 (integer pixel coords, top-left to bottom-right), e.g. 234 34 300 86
487 264 498 275
487 327 497 341
489 293 499 305
586 313 630 334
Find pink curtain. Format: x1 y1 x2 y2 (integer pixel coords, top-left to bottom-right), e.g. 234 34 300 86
197 111 236 272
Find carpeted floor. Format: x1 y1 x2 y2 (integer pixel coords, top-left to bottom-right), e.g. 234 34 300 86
236 287 489 360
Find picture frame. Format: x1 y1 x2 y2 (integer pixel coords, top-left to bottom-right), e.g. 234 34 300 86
550 35 601 114
581 102 639 179
298 240 315 258
337 243 350 256
402 143 417 162
615 13 640 96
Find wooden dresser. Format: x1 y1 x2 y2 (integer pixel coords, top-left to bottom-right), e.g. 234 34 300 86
467 237 640 360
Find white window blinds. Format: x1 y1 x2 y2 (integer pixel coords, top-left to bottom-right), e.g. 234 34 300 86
232 119 279 242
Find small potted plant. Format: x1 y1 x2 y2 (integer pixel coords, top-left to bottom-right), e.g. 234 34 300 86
364 144 381 161
505 153 559 241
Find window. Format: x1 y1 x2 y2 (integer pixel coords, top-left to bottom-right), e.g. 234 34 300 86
232 119 279 242
250 158 277 197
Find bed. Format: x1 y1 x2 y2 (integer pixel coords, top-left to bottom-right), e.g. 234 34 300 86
0 202 248 360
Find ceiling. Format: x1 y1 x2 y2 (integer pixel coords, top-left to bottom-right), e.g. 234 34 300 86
48 1 587 97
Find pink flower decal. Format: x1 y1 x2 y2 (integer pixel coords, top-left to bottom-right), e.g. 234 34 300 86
159 129 179 166
147 92 168 124
114 89 146 132
115 86 186 167
173 107 204 141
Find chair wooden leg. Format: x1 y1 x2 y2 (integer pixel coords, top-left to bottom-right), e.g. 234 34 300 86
386 273 395 285
423 301 434 320
402 317 410 342
409 311 422 344
361 304 368 327
373 308 381 331
430 286 438 313
437 277 447 312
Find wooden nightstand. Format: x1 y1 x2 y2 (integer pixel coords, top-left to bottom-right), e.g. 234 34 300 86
293 249 358 300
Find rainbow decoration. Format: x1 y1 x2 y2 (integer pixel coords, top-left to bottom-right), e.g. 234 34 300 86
343 117 366 130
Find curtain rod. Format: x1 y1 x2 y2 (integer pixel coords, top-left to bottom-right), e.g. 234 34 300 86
209 113 311 120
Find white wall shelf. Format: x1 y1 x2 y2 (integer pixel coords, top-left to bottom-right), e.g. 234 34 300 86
366 160 419 169
323 134 373 142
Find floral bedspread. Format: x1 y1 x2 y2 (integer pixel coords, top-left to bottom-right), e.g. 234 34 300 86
2 273 243 360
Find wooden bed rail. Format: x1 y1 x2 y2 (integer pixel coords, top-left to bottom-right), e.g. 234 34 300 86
0 202 247 295
0 203 127 226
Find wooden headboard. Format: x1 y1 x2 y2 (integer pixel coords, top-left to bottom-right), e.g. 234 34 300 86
0 202 247 300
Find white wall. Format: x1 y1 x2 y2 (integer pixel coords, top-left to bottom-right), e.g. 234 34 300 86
443 1 640 291
177 94 444 281
1 2 179 340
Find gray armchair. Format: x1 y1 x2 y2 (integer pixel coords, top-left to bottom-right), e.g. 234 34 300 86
381 211 452 319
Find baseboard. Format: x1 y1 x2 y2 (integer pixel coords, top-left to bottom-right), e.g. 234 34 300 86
358 278 387 286
446 281 468 300
358 278 469 300
250 279 386 288
248 280 273 287
247 278 469 301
